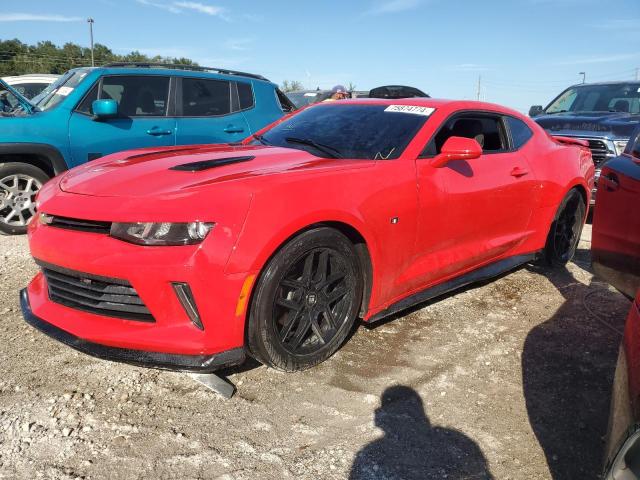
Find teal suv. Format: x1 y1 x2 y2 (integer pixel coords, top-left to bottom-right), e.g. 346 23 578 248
0 63 294 234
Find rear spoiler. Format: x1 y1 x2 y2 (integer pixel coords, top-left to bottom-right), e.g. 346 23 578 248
551 135 589 148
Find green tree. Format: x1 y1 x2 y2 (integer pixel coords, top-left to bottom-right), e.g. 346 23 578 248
281 80 304 92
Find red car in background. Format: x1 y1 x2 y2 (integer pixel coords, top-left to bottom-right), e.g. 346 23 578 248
21 98 593 374
592 127 640 478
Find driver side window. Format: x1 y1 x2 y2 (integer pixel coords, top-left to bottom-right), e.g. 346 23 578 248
421 114 508 157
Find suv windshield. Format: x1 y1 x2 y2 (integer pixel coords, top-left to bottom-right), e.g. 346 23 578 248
32 69 90 111
546 83 640 114
256 104 431 159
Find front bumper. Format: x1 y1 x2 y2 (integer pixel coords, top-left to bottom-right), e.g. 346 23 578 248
21 289 245 372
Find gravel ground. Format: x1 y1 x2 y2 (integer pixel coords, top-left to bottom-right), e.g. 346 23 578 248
0 225 632 479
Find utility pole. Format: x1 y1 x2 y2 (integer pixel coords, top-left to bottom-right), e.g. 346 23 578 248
579 71 586 84
87 18 95 67
476 75 481 101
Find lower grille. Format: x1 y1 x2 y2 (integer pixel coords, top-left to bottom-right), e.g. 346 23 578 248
39 261 154 322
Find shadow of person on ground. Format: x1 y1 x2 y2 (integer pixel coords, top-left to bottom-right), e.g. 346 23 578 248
350 385 494 480
522 250 627 479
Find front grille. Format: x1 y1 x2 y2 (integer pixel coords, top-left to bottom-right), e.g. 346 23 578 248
584 139 613 167
45 215 111 234
39 261 154 322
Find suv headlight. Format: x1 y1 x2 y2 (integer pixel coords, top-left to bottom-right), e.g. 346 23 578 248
110 221 214 246
614 140 628 156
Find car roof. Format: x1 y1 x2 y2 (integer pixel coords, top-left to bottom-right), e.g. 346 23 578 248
567 81 640 87
83 63 273 84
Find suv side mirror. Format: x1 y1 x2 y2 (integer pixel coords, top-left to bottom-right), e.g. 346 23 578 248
92 99 118 120
431 136 482 168
529 105 544 117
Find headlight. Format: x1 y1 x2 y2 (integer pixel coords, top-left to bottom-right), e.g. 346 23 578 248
110 222 214 246
613 140 628 156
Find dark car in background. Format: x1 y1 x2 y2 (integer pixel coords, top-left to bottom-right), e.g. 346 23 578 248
368 85 429 99
530 82 640 205
592 126 640 478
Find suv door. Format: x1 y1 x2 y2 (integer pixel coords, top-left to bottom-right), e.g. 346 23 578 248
175 77 250 145
68 75 176 166
414 112 536 283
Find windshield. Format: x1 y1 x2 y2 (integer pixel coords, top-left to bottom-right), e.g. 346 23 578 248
32 69 90 111
286 91 330 109
546 83 640 114
255 104 432 159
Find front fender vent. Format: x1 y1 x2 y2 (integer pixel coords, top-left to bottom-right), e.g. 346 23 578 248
169 155 255 172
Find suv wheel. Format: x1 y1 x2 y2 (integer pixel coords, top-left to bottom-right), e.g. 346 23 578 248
0 162 49 235
247 227 363 371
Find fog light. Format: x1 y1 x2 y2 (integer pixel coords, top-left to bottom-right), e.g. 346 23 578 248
172 282 204 330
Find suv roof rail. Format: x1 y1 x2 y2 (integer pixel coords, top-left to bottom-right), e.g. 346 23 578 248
101 62 269 81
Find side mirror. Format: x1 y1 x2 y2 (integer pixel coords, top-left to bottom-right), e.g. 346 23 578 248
431 136 482 168
92 99 118 120
529 105 544 117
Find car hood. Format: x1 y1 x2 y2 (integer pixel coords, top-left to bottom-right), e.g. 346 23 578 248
59 144 370 198
535 111 640 138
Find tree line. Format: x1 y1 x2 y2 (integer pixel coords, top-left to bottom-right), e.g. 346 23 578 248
0 38 197 76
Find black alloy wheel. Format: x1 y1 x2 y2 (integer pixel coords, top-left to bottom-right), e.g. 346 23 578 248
544 189 586 266
247 227 363 371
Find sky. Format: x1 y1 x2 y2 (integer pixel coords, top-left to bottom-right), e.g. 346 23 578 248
1 0 639 112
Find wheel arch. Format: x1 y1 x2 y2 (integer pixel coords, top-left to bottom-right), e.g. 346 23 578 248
0 143 68 178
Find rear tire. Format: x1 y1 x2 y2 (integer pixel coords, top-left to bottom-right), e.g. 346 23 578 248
543 189 586 267
0 162 49 235
247 227 363 372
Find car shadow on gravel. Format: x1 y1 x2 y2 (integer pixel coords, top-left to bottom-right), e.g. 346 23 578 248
349 385 494 480
522 249 627 479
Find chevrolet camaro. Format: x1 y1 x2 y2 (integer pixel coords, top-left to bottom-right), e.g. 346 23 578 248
21 98 594 373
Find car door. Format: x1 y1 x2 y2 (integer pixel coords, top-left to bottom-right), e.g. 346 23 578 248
592 127 640 299
68 75 176 167
413 112 535 285
175 77 250 145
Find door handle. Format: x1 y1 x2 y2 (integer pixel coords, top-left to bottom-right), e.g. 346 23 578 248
600 174 619 191
146 128 173 136
224 125 245 134
510 167 529 178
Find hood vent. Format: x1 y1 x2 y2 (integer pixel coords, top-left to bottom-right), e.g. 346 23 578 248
169 155 255 172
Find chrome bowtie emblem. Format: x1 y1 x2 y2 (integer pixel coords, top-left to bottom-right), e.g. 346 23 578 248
306 293 317 306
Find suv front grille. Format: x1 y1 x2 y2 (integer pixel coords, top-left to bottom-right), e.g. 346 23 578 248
38 261 154 322
43 215 111 235
584 139 613 167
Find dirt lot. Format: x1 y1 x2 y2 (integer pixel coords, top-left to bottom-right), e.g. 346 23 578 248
0 225 632 479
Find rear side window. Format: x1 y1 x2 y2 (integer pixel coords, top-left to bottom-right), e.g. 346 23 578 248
182 78 231 116
505 116 533 149
276 88 296 113
237 82 254 110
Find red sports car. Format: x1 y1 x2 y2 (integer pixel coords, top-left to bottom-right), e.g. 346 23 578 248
21 99 594 374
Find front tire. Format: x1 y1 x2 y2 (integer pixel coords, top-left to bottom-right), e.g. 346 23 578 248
0 162 49 235
543 188 586 267
247 227 363 372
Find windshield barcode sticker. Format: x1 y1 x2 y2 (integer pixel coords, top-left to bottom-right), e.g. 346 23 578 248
384 105 435 116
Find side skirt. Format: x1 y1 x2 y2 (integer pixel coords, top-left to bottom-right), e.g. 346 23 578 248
367 252 540 323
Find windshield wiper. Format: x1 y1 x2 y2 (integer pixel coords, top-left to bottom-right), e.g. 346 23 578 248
284 137 342 158
546 110 568 115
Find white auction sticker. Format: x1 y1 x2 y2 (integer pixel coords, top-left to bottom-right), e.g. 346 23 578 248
304 92 317 97
384 105 435 116
56 86 73 96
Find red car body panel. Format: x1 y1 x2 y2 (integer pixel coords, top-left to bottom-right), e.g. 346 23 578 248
23 99 594 366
